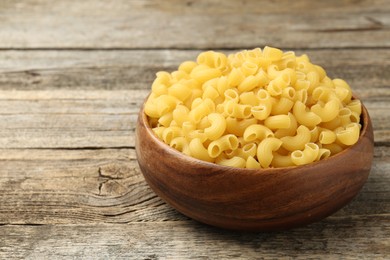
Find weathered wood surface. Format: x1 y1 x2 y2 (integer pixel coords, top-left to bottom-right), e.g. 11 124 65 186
0 0 389 49
0 0 389 258
1 218 389 260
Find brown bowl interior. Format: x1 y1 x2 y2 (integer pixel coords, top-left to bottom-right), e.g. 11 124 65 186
135 101 374 231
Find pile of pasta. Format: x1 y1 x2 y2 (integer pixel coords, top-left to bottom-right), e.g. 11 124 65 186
144 47 362 168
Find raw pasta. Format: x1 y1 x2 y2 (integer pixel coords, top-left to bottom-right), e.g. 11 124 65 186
144 47 363 168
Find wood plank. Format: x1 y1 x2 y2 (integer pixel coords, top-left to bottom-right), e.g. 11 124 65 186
1 49 389 92
0 217 389 259
0 0 389 49
0 147 388 225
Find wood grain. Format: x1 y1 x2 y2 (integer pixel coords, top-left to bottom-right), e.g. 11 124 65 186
0 217 389 259
0 0 388 49
0 49 389 91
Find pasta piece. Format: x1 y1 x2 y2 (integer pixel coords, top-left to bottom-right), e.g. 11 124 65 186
291 143 319 166
264 115 291 130
317 148 331 161
319 129 337 144
216 156 246 168
225 101 252 119
189 138 213 162
293 101 322 128
238 75 260 92
336 123 360 145
271 153 294 168
311 99 340 122
246 156 261 169
172 105 190 126
226 117 257 137
257 138 283 168
204 113 227 140
275 113 298 138
238 143 257 159
170 137 190 154
208 134 239 158
178 61 197 74
281 125 311 151
239 92 258 106
243 124 274 142
347 99 362 115
162 126 182 144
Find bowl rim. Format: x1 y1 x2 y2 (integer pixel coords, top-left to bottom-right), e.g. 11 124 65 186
138 96 371 174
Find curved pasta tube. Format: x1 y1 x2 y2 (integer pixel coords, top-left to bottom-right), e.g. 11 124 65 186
152 127 166 140
271 153 294 168
311 99 340 122
243 124 274 142
226 117 257 137
281 125 311 151
216 156 246 168
246 156 261 169
322 143 344 155
347 99 362 115
338 107 352 126
333 79 352 103
238 75 260 92
255 69 269 88
228 67 245 87
178 61 197 74
271 97 294 115
216 76 229 95
225 101 252 119
264 115 291 130
310 126 319 143
257 138 283 168
172 105 190 126
275 113 298 138
336 123 360 145
190 67 222 84
239 92 258 106
168 83 192 101
204 113 227 141
238 143 257 159
224 88 239 101
317 148 331 161
293 101 321 128
189 138 213 162
241 61 258 76
291 143 319 166
263 46 283 62
162 126 182 144
158 112 173 127
319 129 336 144
208 134 239 158
170 137 190 155
189 99 214 123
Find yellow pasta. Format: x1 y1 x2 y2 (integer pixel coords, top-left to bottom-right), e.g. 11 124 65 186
280 125 311 151
291 143 319 166
204 113 226 140
293 101 322 128
144 47 363 168
243 124 274 142
208 134 239 158
257 137 283 168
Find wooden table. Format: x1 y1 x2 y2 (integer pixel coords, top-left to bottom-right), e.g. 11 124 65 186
1 1 389 259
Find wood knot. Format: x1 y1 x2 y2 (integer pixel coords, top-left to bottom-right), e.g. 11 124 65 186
97 163 137 197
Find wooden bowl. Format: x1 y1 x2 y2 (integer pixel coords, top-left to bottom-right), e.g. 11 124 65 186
135 103 374 231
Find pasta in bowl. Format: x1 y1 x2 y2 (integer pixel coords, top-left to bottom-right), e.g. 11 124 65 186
136 47 374 231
